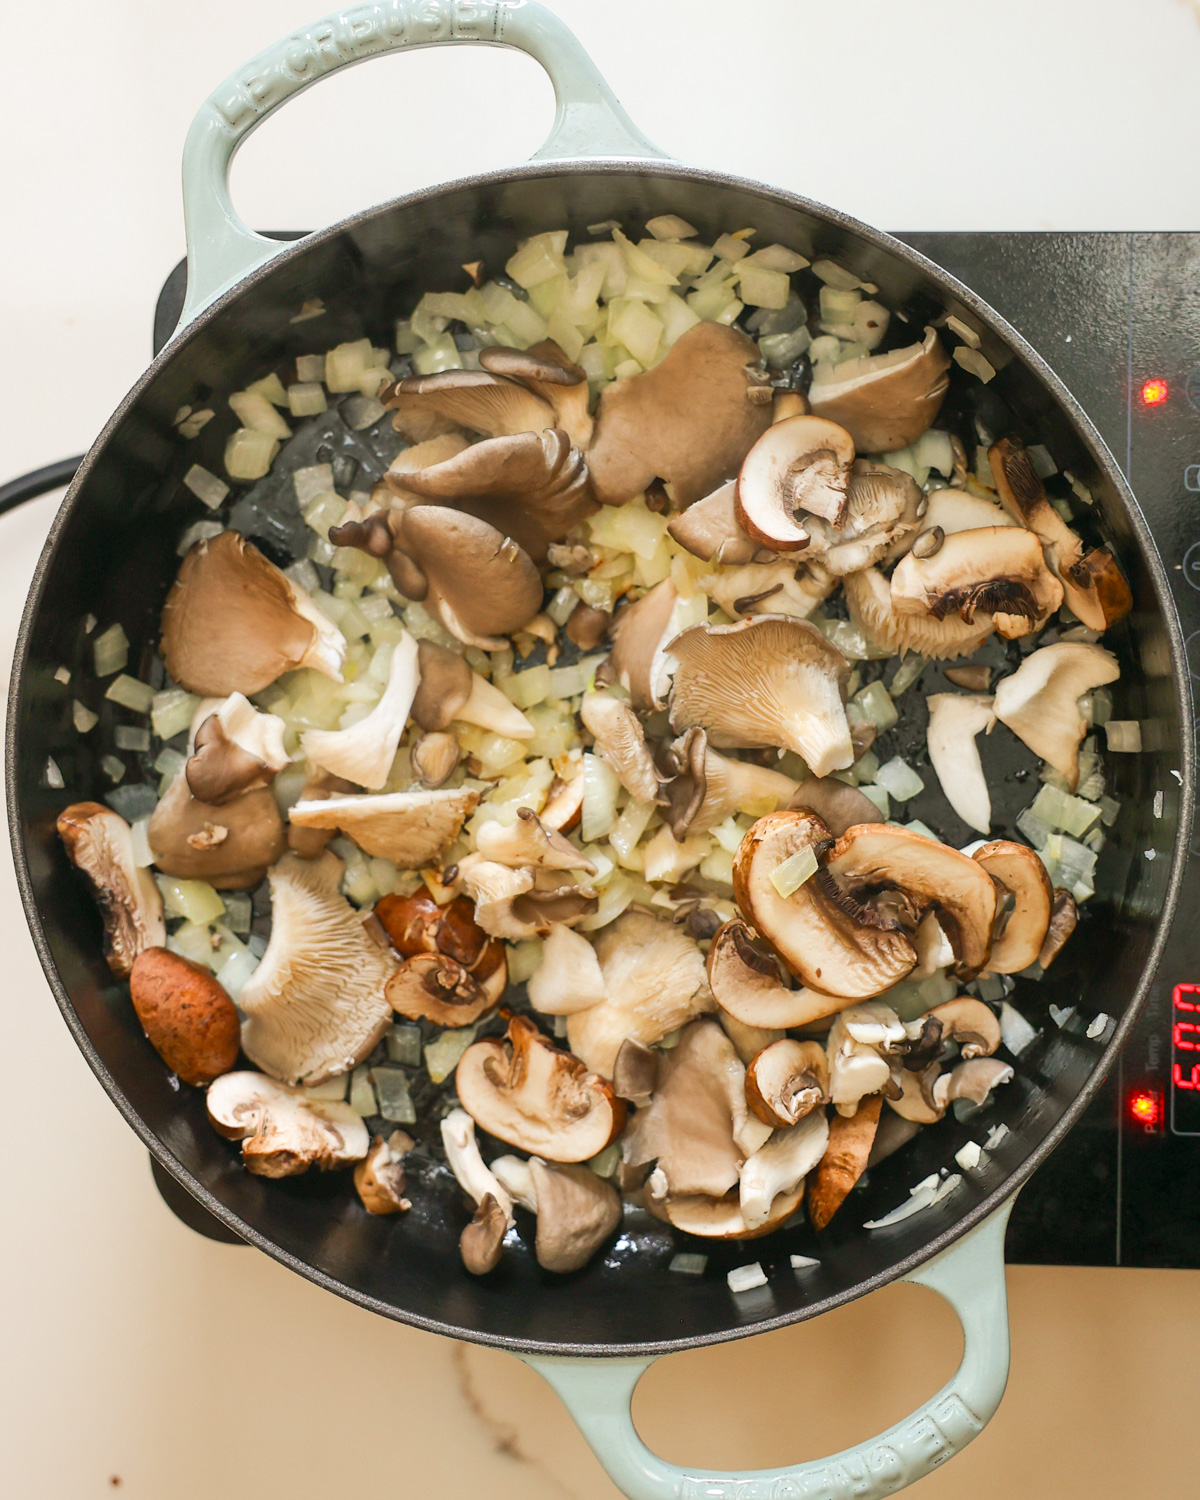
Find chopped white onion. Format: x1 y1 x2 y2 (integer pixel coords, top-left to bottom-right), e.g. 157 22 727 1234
727 1262 768 1293
182 463 229 511
999 1001 1038 1056
875 757 924 802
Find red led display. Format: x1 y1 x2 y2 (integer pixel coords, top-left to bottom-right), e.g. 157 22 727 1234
1170 985 1200 1135
1141 377 1170 406
1129 1090 1161 1128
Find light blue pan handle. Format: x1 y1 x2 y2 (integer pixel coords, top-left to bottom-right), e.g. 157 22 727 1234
179 0 664 327
522 1199 1015 1500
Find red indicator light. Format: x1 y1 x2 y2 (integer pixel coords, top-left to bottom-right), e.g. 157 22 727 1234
1129 1090 1161 1127
1141 377 1170 406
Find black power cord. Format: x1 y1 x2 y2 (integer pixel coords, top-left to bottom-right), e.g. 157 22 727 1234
0 456 84 517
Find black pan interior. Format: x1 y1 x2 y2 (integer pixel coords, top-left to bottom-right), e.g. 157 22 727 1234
7 164 1192 1355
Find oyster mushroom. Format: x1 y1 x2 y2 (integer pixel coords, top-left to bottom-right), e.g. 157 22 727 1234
529 1158 622 1273
479 340 595 449
387 368 555 439
662 728 800 840
238 852 395 1085
148 773 286 889
807 1095 883 1230
207 1071 369 1177
788 775 885 836
668 617 853 778
411 732 460 788
586 322 773 507
386 951 502 1027
302 630 419 789
527 922 606 1015
667 480 760 566
392 427 594 562
580 691 663 803
890 527 1064 640
919 487 1017 539
453 855 597 940
800 460 921 575
287 787 478 866
410 640 533 741
843 564 994 660
740 1109 830 1231
699 558 837 621
926 996 1002 1058
475 807 596 872
186 693 289 805
992 641 1121 791
808 327 951 452
925 693 997 834
972 840 1054 975
441 1107 514 1223
607 579 685 711
456 1015 624 1162
612 1037 660 1104
461 1195 508 1275
707 918 841 1029
745 1038 829 1127
57 803 165 977
490 1154 540 1213
161 531 346 696
567 910 713 1077
736 413 856 540
354 1134 411 1214
1039 889 1079 969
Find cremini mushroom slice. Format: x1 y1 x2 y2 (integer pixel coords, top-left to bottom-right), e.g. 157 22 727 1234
387 368 556 439
668 617 853 778
788 775 886 837
586 322 773 507
411 731 460 788
910 911 956 980
207 1071 369 1177
386 951 500 1028
890 526 1064 640
57 803 166 977
826 822 998 978
707 919 839 1029
992 641 1121 791
827 1003 905 1114
919 487 1017 539
808 327 951 452
740 1109 830 1232
733 810 917 1000
288 787 478 866
302 630 419 789
1039 889 1079 969
480 340 595 449
972 840 1054 975
807 1096 883 1230
667 480 760 566
452 854 596 940
527 922 606 1015
148 773 286 889
186 693 289 805
745 1038 829 1127
988 438 1132 630
460 1194 508 1275
926 693 997 834
736 413 856 540
529 1158 622 1273
931 1056 1014 1112
373 889 489 965
580 691 663 803
475 807 596 872
661 729 800 839
926 996 1002 1058
662 1183 806 1239
540 759 585 831
801 460 921 575
238 852 395 1086
393 427 595 562
161 531 346 697
843 564 994 660
354 1134 411 1214
456 1015 623 1162
888 1064 945 1124
699 558 837 621
410 639 533 741
441 1107 515 1223
566 910 713 1077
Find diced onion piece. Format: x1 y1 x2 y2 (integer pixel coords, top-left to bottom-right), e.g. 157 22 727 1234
547 655 606 700
865 1172 961 1229
1029 783 1101 839
177 519 224 556
955 1140 984 1171
72 700 98 734
151 688 201 741
425 1025 479 1085
790 1254 820 1270
875 757 924 802
769 846 818 898
998 1000 1038 1056
744 243 809 273
295 354 325 383
105 675 155 714
608 799 655 865
156 875 226 925
646 215 698 241
347 1066 376 1116
413 334 463 374
582 753 621 843
852 681 898 732
502 664 552 710
727 1262 767 1293
888 655 926 697
224 428 280 480
44 756 65 789
92 623 129 678
1105 721 1142 753
506 231 568 289
182 464 230 510
858 784 890 818
699 846 735 886
325 338 373 393
953 346 996 383
606 297 664 366
737 265 790 310
811 260 862 290
903 819 940 842
229 389 291 439
114 725 150 752
287 382 327 417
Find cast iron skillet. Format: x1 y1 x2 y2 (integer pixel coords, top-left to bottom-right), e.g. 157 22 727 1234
6 6 1193 1495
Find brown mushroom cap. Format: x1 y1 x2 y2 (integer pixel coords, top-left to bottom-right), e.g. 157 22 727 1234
129 947 240 1086
668 617 853 779
707 918 841 1029
385 951 499 1028
667 481 760 566
891 526 1064 640
388 368 556 439
736 413 856 541
354 1134 411 1215
530 1158 622 1273
808 327 951 452
806 1095 882 1230
925 996 1002 1059
455 1016 624 1162
843 564 994 660
460 1193 508 1274
161 531 346 697
745 1037 829 1127
1039 889 1079 970
57 802 166 977
480 340 595 450
992 641 1121 791
586 322 773 508
972 839 1054 974
186 694 288 805
411 732 461 788
148 772 286 890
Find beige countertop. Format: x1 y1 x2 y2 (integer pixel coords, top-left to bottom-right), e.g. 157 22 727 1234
4 2 1200 1494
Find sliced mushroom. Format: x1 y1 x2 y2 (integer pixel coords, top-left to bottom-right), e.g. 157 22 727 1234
910 911 955 980
566 910 713 1077
580 691 663 803
992 641 1120 790
387 368 555 439
238 852 395 1085
374 890 489 966
944 664 992 692
668 617 853 778
736 413 856 540
662 1183 805 1239
540 759 585 832
745 1038 829 1127
441 1107 515 1222
843 565 994 660
739 1110 830 1231
1038 889 1078 969
662 729 800 840
808 327 951 452
931 1056 1014 1110
529 1158 622 1273
162 531 346 696
386 951 500 1027
480 340 595 449
788 775 886 837
527 922 606 1014
354 1134 411 1214
887 1065 944 1123
827 1003 904 1114
460 1194 508 1275
148 773 286 889
972 840 1054 975
411 732 460 788
207 1071 369 1177
393 427 595 562
926 996 1002 1059
288 787 477 867
456 1016 623 1162
475 808 595 872
302 630 419 789
801 460 921 575
57 803 166 977
453 854 596 940
699 558 838 621
586 322 773 507
926 693 997 834
807 1095 882 1230
919 487 1017 539
186 693 289 804
707 918 841 1028
410 640 533 741
890 527 1064 640
733 811 917 1000
667 480 760 566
